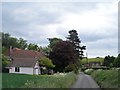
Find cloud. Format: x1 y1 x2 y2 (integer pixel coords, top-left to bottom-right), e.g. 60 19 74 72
2 1 118 57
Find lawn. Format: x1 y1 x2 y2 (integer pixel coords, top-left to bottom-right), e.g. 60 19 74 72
2 72 77 88
90 69 119 88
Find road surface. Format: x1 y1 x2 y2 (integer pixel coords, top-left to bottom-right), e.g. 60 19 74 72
71 72 101 89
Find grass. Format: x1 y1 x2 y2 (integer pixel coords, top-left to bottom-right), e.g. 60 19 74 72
90 69 119 88
2 72 77 88
81 57 104 64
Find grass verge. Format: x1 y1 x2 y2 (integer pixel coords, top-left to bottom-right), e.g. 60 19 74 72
90 69 119 88
2 72 77 88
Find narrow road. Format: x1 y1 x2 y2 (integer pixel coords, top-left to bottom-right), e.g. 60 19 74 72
71 72 101 89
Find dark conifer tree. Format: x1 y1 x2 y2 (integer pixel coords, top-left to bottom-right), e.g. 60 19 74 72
66 29 86 60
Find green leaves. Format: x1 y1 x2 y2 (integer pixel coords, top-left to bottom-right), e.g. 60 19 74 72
39 57 55 69
67 29 86 59
113 54 120 67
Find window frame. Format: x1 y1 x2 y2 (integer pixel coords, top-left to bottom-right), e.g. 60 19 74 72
15 67 20 72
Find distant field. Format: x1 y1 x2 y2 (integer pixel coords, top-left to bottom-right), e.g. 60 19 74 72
2 72 77 88
81 58 104 64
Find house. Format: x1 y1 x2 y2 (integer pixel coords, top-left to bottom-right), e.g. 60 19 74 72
6 48 44 75
83 61 102 68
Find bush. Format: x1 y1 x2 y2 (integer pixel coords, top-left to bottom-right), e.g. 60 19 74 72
39 57 55 69
64 64 79 74
2 55 10 72
84 69 94 75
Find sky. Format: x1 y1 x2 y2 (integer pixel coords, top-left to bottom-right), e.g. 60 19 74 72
1 0 119 58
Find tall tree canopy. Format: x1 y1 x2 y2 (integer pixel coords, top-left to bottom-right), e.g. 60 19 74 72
103 55 115 67
113 54 120 67
49 41 76 72
2 32 28 49
48 37 62 49
27 43 39 51
67 29 86 59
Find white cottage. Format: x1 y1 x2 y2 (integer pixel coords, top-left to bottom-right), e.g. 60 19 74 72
5 48 45 75
7 58 41 75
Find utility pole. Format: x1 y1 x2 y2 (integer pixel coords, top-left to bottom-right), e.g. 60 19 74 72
86 53 89 68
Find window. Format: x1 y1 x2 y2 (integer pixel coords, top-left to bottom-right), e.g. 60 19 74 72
15 67 20 72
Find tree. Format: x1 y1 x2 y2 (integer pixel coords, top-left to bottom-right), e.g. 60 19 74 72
103 55 115 67
40 46 51 57
2 32 28 49
2 54 10 72
48 37 62 49
49 41 76 72
113 54 120 67
2 32 10 48
66 29 86 60
9 37 18 48
39 57 55 69
17 38 27 49
27 43 39 51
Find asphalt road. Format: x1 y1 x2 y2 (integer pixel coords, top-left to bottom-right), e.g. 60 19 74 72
71 72 101 89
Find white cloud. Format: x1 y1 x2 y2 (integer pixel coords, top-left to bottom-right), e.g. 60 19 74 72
2 1 118 57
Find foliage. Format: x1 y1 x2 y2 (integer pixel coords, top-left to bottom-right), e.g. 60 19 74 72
2 32 10 48
40 46 52 57
49 41 77 72
17 38 27 49
39 57 55 69
27 43 39 51
113 54 120 67
2 46 7 54
2 32 28 49
2 54 10 72
103 55 115 67
64 64 78 73
2 72 77 88
48 37 62 49
84 69 94 75
90 70 119 88
66 29 86 60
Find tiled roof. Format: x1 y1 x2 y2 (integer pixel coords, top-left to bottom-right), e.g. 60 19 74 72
6 48 45 67
10 48 44 59
8 58 38 67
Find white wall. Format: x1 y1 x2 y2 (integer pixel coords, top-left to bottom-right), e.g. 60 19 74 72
9 67 34 75
34 61 41 75
20 67 34 74
9 62 41 75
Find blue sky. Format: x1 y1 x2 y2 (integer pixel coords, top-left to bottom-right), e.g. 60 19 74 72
1 0 119 58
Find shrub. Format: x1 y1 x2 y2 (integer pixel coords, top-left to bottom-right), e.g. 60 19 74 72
64 64 79 74
84 69 94 75
39 57 55 69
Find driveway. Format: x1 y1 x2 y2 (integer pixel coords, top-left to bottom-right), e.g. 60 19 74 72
71 72 101 89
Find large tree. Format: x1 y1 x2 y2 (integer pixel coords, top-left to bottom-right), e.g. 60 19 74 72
27 43 39 51
2 32 28 49
48 37 62 49
2 32 10 48
67 29 86 60
113 54 120 67
103 55 115 67
49 41 76 72
17 38 27 49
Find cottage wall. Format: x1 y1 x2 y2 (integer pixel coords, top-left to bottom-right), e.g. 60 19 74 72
34 61 41 75
9 62 41 75
9 67 34 75
20 67 34 74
